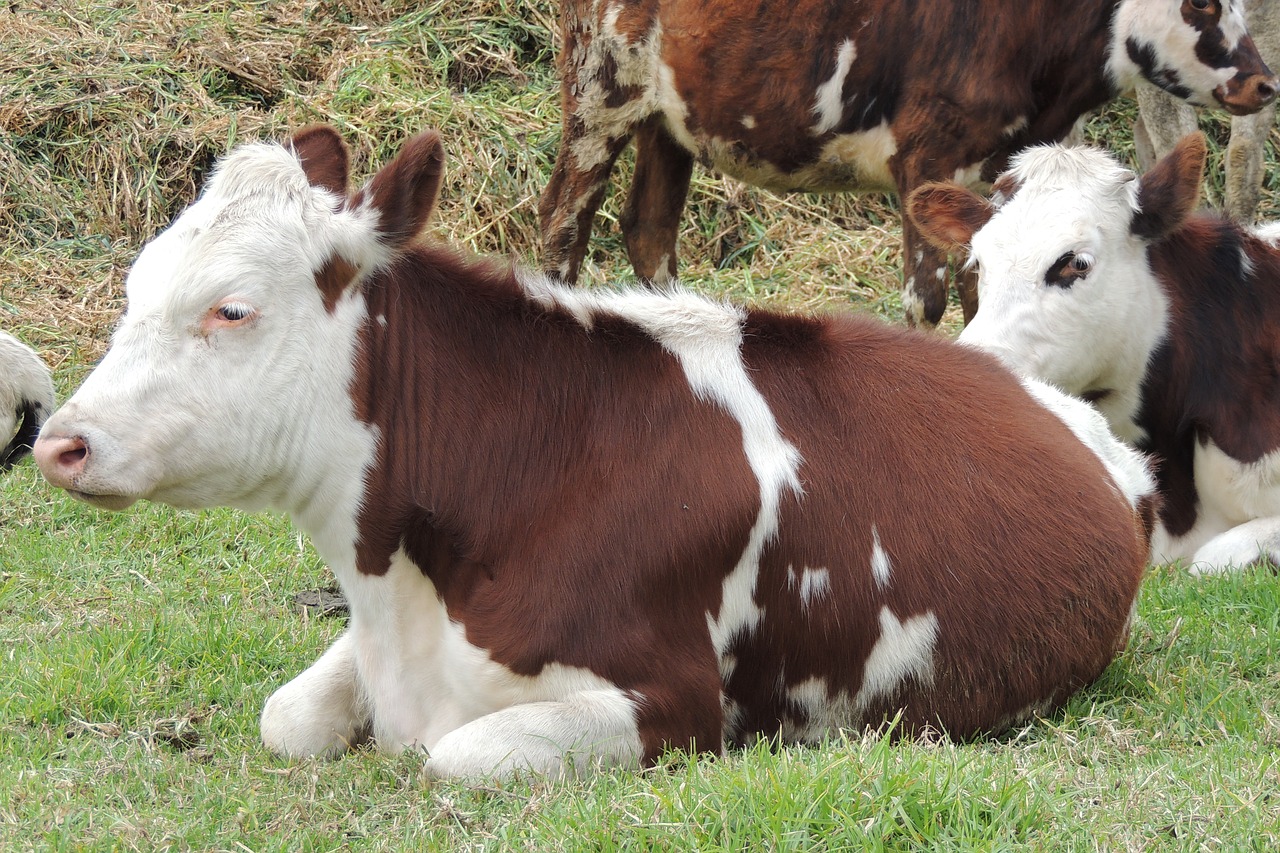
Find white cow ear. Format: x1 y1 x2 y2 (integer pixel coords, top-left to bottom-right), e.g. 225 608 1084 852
362 129 446 250
907 183 994 253
289 125 350 197
1132 132 1206 241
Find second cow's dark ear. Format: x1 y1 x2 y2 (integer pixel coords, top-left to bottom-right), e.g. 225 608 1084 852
1131 132 1205 241
907 182 995 253
289 125 350 197
363 129 446 250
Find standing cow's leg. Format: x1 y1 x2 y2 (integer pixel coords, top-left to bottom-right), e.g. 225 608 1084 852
892 146 972 327
620 119 694 285
260 631 371 759
1133 84 1200 172
539 122 633 284
1226 103 1277 221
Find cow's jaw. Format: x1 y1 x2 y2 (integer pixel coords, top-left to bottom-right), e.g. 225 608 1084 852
1109 0 1271 111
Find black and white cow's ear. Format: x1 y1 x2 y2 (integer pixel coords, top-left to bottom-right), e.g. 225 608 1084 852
289 125 350 197
363 130 446 250
1132 133 1206 241
907 183 995 253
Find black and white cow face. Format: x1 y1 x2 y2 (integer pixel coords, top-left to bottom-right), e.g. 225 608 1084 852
1114 0 1276 114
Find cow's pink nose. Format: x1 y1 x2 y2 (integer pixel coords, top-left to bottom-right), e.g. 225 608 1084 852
33 434 89 488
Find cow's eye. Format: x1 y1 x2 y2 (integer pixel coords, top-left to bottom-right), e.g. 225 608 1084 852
1189 0 1212 11
216 302 255 322
1046 251 1093 287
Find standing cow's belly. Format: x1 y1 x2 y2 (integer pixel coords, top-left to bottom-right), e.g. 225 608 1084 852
688 121 901 193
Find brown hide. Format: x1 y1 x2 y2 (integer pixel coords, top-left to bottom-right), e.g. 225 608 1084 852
347 245 1148 760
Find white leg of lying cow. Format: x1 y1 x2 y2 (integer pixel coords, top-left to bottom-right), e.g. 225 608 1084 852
1 330 55 470
37 126 1157 780
908 131 1280 576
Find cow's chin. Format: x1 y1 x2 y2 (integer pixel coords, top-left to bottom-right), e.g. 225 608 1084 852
68 490 140 511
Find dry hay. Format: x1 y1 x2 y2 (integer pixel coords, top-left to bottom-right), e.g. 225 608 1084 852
14 1 1270 371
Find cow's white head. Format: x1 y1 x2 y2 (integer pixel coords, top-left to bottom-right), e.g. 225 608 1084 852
907 133 1207 437
1112 0 1275 114
34 127 445 515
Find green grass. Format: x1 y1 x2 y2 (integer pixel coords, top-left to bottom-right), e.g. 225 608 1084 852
4 0 1280 849
4 458 1280 849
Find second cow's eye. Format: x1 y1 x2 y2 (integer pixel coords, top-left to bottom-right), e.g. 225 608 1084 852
1045 251 1093 288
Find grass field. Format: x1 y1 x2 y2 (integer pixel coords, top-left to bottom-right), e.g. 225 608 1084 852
4 2 1280 849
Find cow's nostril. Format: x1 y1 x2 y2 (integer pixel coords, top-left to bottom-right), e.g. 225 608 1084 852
1257 80 1277 103
59 445 87 467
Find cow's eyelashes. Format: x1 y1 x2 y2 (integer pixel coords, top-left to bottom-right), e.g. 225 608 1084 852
216 302 256 323
1045 251 1093 288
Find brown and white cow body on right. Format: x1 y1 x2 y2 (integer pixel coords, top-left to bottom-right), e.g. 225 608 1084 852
540 0 1276 328
909 134 1280 574
35 126 1154 780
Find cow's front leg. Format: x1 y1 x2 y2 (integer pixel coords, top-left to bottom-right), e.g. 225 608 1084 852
421 689 645 780
898 221 952 328
260 630 371 759
1188 516 1280 575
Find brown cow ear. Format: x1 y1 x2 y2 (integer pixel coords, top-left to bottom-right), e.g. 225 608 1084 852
289 125 350 196
1132 132 1205 241
363 129 446 250
907 183 995 253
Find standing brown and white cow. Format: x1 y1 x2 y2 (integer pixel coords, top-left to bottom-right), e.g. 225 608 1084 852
539 0 1276 327
37 126 1154 779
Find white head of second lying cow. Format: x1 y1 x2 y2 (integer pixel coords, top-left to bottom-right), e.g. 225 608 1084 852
907 133 1207 444
33 127 442 523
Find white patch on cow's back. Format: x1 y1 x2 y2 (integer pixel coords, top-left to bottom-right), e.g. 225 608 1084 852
740 115 756 130
812 39 857 135
870 525 892 589
515 272 803 658
1017 377 1155 512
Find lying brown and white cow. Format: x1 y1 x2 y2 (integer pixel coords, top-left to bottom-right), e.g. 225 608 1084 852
539 0 1276 328
1 330 55 470
909 133 1280 574
36 126 1155 779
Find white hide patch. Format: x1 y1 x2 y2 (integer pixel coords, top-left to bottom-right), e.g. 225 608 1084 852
788 566 832 610
516 272 803 660
1147 440 1280 572
869 525 892 589
812 39 857 135
268 548 645 777
779 607 939 743
1018 378 1155 513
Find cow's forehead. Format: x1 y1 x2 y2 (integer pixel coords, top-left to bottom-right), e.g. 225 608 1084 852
976 146 1140 262
124 143 349 315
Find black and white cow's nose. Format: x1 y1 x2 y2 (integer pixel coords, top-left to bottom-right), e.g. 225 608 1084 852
33 433 90 490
